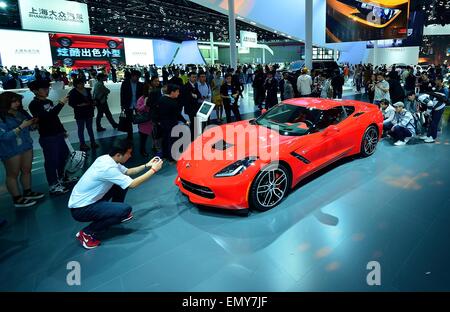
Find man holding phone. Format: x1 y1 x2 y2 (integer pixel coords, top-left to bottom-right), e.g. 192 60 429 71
68 139 163 249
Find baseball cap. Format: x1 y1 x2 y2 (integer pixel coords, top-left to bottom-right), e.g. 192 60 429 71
393 102 404 108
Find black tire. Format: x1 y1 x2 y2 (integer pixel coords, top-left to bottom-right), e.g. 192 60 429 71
249 163 291 211
360 125 379 157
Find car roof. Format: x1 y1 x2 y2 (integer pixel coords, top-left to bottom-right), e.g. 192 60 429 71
282 98 360 110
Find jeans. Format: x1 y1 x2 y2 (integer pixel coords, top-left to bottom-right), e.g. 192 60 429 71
427 109 445 139
39 133 69 186
71 184 131 236
96 102 118 129
76 118 95 145
390 126 412 142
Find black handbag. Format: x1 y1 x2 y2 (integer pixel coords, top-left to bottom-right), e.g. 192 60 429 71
117 110 129 132
132 111 151 124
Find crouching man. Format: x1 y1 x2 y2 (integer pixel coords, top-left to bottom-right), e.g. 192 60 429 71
389 102 416 146
68 139 163 249
380 99 395 136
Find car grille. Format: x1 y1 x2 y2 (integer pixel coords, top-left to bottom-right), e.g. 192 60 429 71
180 179 215 199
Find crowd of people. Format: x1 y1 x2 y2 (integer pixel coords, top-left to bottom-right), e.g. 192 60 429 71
0 60 449 248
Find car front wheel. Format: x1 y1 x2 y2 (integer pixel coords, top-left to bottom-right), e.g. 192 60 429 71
360 125 379 157
249 163 291 211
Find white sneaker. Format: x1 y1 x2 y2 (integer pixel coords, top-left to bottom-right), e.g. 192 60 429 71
394 140 406 146
419 135 428 140
49 183 69 196
424 137 435 143
404 137 411 143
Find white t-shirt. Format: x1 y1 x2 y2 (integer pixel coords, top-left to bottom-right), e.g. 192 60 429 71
297 74 312 95
68 155 133 209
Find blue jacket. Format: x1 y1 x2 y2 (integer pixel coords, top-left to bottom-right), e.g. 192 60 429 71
0 112 34 161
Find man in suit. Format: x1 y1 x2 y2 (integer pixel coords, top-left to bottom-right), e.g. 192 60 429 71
120 70 144 140
182 72 201 140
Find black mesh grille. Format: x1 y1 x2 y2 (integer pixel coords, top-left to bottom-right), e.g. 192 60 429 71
180 179 215 199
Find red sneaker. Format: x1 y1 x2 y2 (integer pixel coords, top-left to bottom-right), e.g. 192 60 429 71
75 231 101 249
121 212 133 223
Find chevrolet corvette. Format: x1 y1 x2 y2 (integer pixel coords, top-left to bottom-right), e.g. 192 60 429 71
175 98 383 214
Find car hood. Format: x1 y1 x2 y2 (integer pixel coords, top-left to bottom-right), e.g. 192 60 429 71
177 120 297 178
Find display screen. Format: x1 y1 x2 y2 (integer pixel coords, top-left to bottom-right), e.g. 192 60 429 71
124 38 155 66
0 29 53 68
49 33 126 69
326 0 410 43
199 103 213 115
367 9 424 48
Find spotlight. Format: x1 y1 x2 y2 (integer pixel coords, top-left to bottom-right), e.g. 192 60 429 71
0 1 7 9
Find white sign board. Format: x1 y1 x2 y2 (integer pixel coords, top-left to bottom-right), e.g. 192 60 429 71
240 30 258 48
0 30 53 68
18 0 90 34
124 38 155 66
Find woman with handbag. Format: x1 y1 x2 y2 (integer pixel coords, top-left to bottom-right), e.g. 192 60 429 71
136 83 153 157
0 91 45 208
68 78 99 151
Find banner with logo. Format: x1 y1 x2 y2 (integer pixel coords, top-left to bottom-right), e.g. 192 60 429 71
49 33 126 69
240 31 258 48
0 30 53 68
124 38 155 66
18 0 90 34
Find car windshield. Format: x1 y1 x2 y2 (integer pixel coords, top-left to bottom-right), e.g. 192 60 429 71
255 103 322 136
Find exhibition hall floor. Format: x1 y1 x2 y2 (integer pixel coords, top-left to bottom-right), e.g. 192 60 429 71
1 90 449 291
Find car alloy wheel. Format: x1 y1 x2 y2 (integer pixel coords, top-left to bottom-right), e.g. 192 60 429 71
361 125 378 157
251 163 290 211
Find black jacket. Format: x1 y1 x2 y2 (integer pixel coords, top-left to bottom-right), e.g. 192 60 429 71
28 97 66 137
156 95 186 124
68 88 95 120
120 79 144 110
182 82 202 116
264 78 278 105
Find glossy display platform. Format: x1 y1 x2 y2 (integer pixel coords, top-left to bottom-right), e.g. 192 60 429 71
1 90 449 291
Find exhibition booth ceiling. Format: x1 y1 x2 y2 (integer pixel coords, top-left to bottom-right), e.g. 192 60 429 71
0 0 290 43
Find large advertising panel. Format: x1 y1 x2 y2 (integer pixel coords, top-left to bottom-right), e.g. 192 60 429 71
326 0 410 43
18 0 90 34
0 29 53 68
240 31 258 48
49 33 126 69
124 38 155 66
366 10 424 48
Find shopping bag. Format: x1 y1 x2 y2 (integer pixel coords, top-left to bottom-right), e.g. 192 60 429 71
64 137 87 174
117 110 129 132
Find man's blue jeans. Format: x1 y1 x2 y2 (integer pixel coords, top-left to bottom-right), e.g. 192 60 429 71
427 109 444 139
71 184 131 236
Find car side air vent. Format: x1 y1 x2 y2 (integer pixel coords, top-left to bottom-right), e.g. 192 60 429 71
212 140 234 151
291 152 311 164
353 112 365 117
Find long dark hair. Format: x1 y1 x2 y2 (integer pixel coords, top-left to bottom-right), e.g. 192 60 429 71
0 91 25 122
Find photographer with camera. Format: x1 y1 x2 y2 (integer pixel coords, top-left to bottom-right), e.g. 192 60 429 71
68 139 163 249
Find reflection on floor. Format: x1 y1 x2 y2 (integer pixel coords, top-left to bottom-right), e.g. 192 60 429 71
1 87 449 291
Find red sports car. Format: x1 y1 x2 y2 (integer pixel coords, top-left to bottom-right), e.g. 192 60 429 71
175 98 383 214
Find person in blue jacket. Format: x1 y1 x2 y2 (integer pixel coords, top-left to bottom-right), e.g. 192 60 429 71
0 91 45 207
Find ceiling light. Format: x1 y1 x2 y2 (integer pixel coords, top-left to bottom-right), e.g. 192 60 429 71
0 1 7 9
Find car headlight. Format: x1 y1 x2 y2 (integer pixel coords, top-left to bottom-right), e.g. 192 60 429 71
214 157 258 178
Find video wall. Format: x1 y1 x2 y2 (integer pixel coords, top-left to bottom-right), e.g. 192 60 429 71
0 29 181 68
326 0 410 43
366 9 424 48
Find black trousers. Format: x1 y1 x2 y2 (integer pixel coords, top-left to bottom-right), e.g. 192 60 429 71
124 108 134 140
161 120 178 161
96 102 118 129
223 101 241 123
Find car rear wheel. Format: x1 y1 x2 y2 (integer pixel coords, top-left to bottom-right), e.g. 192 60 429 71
249 163 291 211
360 125 379 157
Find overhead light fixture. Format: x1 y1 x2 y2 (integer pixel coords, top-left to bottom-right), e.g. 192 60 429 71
250 21 256 25
0 1 7 9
